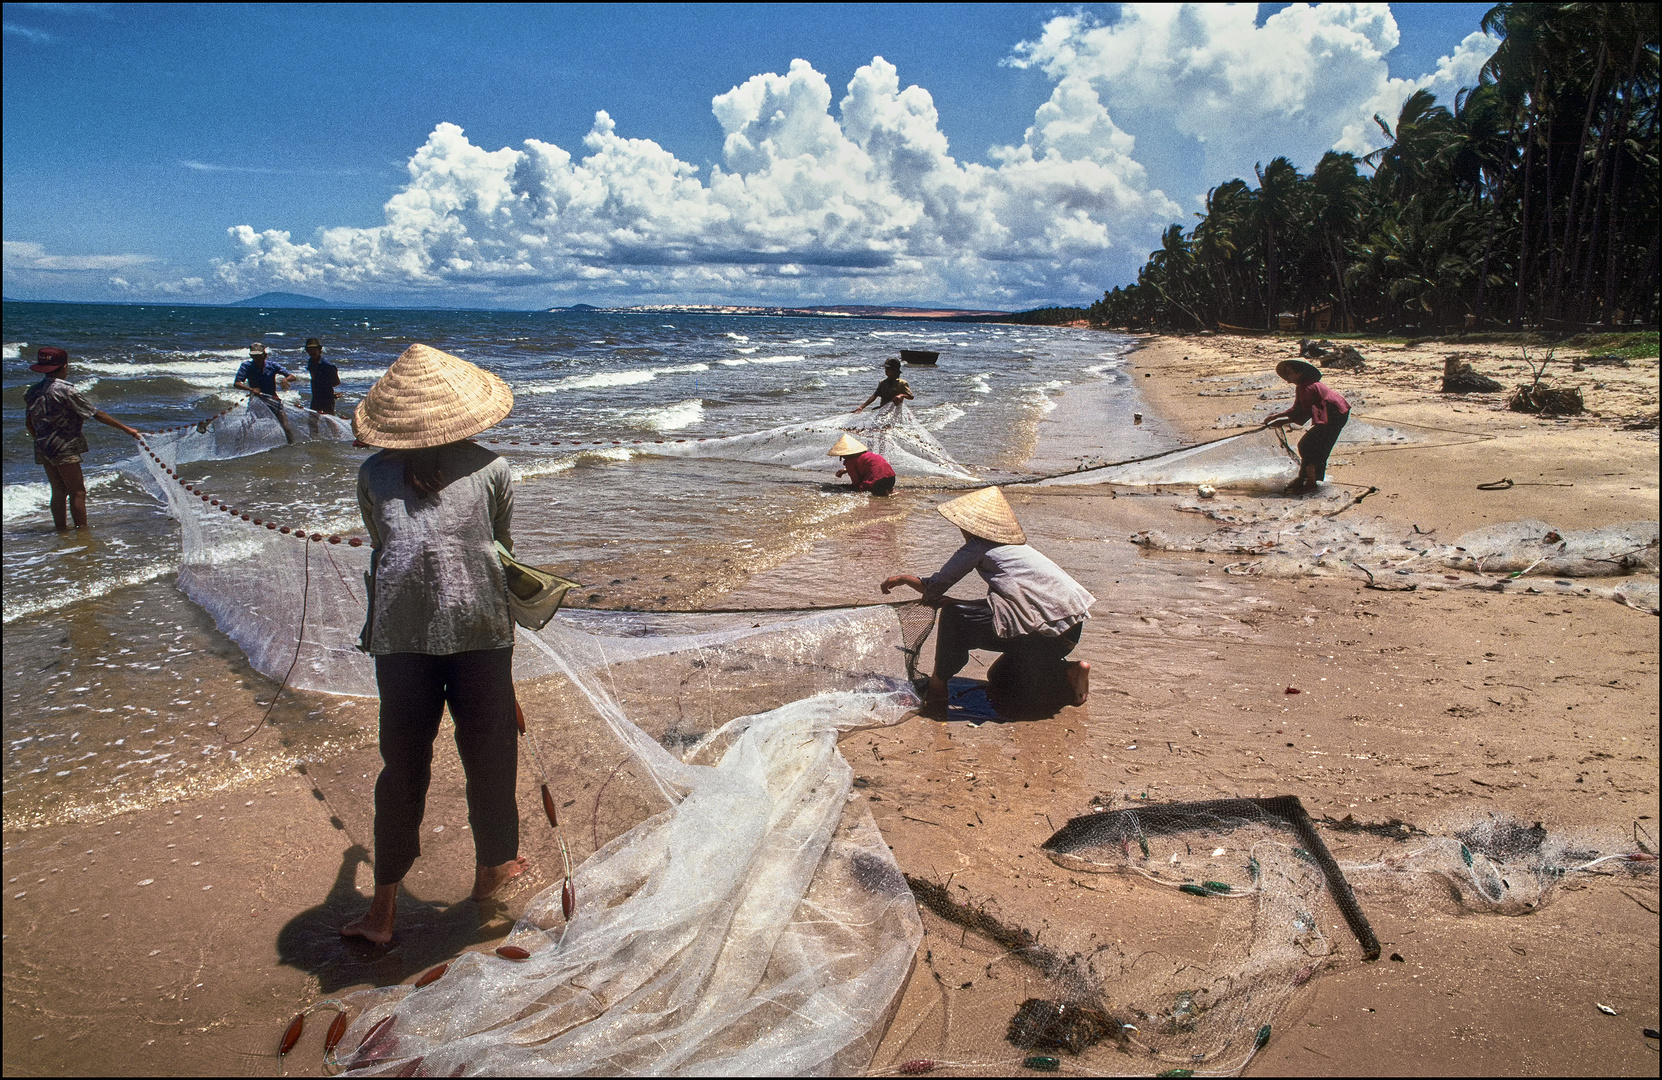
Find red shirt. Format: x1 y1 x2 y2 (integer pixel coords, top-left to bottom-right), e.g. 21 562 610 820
843 451 895 490
1287 379 1350 426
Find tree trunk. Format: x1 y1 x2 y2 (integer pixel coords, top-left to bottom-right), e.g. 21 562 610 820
1551 42 1606 318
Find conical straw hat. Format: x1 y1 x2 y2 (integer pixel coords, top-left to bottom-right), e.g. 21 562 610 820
827 433 868 457
937 486 1025 545
352 344 514 449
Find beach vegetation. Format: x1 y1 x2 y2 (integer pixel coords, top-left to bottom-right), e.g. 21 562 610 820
1088 3 1659 335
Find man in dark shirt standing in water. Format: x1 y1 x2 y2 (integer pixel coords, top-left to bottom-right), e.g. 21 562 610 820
304 338 341 415
24 347 141 529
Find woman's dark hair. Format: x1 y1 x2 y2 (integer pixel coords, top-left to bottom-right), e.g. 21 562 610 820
401 447 447 498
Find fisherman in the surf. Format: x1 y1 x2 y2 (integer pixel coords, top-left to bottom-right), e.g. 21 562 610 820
1263 358 1350 495
304 337 342 416
232 341 298 443
23 346 141 530
342 343 527 944
853 357 913 413
881 486 1093 709
828 433 897 496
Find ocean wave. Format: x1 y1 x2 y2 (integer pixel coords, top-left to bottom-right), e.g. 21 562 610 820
3 472 126 525
725 332 750 342
750 355 806 365
623 398 704 432
969 373 992 393
3 342 24 360
509 445 635 482
1 555 179 624
519 362 708 395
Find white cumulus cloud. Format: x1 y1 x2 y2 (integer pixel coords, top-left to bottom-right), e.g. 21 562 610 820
213 56 1180 306
1010 4 1496 199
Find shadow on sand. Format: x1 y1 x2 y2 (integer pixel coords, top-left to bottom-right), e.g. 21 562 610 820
276 844 516 995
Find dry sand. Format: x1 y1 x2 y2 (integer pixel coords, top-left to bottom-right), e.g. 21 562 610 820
3 332 1657 1076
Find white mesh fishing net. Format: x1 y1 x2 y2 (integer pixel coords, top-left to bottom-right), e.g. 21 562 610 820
127 400 929 1075
123 400 1656 1076
595 401 978 481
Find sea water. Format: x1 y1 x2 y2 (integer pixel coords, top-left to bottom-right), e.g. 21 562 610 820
2 302 1138 827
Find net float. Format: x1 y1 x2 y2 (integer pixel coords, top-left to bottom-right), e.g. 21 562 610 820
515 702 526 735
396 1058 425 1077
899 1062 939 1075
349 537 363 547
278 1012 305 1056
496 945 530 960
541 783 558 828
324 1011 349 1054
357 1015 394 1051
415 963 448 988
280 526 291 534
562 878 577 920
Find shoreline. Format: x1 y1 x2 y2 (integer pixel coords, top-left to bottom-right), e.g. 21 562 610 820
5 332 1658 1076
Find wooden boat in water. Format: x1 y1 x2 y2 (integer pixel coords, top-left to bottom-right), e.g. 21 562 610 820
900 349 939 365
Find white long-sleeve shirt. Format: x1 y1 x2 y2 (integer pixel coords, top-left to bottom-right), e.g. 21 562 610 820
922 537 1095 637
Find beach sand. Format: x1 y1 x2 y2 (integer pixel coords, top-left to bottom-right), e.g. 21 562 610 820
4 332 1657 1076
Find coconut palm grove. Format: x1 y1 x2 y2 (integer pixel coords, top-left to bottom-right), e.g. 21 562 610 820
1088 3 1659 334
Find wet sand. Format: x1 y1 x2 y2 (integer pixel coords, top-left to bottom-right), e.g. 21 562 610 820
4 332 1658 1076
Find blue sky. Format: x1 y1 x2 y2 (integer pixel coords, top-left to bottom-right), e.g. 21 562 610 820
4 3 1497 309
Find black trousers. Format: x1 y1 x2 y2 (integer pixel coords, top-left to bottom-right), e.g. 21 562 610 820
1298 414 1348 480
934 599 1081 682
372 648 519 885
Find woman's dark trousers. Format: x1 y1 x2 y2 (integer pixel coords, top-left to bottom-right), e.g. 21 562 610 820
372 648 518 885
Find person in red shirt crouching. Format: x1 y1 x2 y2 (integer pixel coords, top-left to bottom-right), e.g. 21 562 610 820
829 433 896 496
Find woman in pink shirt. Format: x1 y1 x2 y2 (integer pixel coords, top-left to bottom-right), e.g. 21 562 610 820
828 434 896 496
1264 359 1350 494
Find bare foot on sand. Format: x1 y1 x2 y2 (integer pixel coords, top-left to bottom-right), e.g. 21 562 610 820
471 856 529 901
1066 660 1090 705
341 882 398 944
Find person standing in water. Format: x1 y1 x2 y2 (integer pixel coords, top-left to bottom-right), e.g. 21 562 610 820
829 433 896 495
853 357 913 413
1262 358 1350 494
882 486 1093 708
304 338 341 415
342 343 526 943
23 347 141 530
232 342 298 442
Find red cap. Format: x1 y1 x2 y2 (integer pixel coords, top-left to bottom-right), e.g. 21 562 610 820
30 347 69 373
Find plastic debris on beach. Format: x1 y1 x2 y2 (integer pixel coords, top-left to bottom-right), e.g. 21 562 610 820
127 399 927 1075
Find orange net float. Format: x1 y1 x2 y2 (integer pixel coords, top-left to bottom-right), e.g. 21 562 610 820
414 963 448 988
515 702 526 735
241 514 251 521
495 945 530 960
328 535 341 544
541 783 558 827
348 537 364 547
310 533 324 542
279 527 291 534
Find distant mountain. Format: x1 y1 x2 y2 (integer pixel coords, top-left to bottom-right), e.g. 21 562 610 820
229 291 363 309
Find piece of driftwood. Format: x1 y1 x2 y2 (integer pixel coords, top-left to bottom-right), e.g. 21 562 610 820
1442 357 1503 393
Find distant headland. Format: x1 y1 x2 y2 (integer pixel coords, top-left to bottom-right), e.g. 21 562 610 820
228 291 367 309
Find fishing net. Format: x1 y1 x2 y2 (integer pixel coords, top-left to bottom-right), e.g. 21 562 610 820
1034 428 1300 490
1123 490 1657 610
126 400 932 1075
885 797 1655 1078
478 401 978 484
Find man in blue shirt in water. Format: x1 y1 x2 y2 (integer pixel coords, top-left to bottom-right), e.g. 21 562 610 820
232 341 298 442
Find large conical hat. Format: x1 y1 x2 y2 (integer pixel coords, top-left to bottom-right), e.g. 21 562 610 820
1276 359 1322 384
937 486 1025 545
352 344 514 449
827 433 868 457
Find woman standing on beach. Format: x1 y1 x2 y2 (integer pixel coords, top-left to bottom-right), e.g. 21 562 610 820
1263 358 1350 494
342 343 527 943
